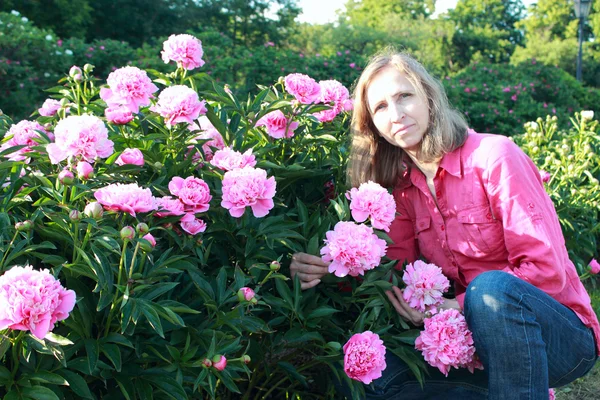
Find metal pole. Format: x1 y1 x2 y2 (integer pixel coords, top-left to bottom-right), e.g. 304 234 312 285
577 16 584 81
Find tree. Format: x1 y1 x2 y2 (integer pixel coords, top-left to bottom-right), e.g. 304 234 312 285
445 0 525 68
343 0 436 29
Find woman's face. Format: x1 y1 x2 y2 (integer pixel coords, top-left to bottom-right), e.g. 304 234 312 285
366 65 430 156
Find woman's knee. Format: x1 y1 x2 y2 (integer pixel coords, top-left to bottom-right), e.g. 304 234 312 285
464 270 516 323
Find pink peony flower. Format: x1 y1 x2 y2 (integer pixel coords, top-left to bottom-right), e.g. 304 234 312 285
590 259 600 275
284 73 321 104
115 148 144 166
189 116 225 161
94 183 157 217
46 115 114 164
221 166 276 218
155 196 185 217
415 309 483 376
238 287 256 302
76 161 94 180
212 355 227 371
313 79 350 122
180 216 207 235
549 389 556 400
343 331 387 384
142 233 157 247
99 66 158 113
0 120 50 161
321 221 387 278
210 147 256 171
0 265 76 339
151 86 207 127
161 34 205 70
168 176 212 213
38 99 61 117
256 110 299 139
346 181 396 232
105 106 134 125
402 260 450 313
540 170 551 183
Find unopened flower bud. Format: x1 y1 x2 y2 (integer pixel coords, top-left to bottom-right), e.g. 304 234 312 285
120 226 135 240
237 287 256 302
69 210 82 222
136 223 149 234
83 63 94 73
270 261 281 271
242 355 251 364
140 233 156 251
15 220 33 232
581 110 594 121
76 161 94 180
84 202 104 219
212 355 227 371
58 169 74 185
153 162 163 170
202 358 212 368
69 66 82 81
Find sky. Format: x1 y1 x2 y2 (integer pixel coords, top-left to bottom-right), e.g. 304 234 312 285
296 0 537 25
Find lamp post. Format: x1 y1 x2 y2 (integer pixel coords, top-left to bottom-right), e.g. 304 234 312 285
574 0 594 81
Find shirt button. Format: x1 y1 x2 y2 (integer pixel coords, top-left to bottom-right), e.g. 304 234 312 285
440 225 445 231
528 202 535 209
436 190 442 197
452 261 457 267
486 212 492 220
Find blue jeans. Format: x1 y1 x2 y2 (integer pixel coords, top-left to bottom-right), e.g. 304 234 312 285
365 271 598 400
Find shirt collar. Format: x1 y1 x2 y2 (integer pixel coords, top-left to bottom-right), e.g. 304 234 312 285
438 145 463 178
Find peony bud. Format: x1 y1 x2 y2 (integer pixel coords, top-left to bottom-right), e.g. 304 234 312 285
69 210 82 222
76 161 94 180
84 202 104 219
58 169 74 185
141 233 156 249
120 226 135 240
581 110 594 121
237 287 255 302
540 170 551 183
212 355 227 371
136 223 149 234
69 66 82 81
590 259 600 275
202 358 212 368
270 261 281 271
15 220 33 232
242 355 251 364
83 63 94 73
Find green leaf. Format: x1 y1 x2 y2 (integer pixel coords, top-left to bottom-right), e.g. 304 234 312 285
214 370 240 393
307 307 339 320
277 361 308 388
57 370 93 399
275 278 293 307
141 302 165 338
145 376 188 400
21 386 60 400
84 339 99 374
28 371 68 385
44 333 73 346
101 343 122 372
0 365 12 384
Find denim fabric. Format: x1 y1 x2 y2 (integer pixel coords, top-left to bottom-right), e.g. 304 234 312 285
364 271 597 400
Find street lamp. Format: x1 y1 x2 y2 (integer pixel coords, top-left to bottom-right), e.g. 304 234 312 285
574 0 594 81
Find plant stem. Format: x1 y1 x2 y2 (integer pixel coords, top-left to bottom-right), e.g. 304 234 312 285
128 242 140 280
0 230 19 271
104 240 129 336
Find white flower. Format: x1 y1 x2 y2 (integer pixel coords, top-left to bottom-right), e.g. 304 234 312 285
581 110 594 121
65 49 73 56
45 34 52 41
11 10 20 16
21 17 28 23
44 72 51 78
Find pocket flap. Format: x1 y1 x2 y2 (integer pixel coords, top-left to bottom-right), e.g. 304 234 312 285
415 215 431 233
457 205 495 224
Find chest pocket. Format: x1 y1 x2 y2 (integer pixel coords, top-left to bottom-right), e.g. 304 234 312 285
456 204 505 255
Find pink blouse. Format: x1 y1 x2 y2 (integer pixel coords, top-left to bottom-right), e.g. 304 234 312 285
388 131 600 355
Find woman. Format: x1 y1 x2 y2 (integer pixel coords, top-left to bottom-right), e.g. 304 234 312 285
290 50 599 399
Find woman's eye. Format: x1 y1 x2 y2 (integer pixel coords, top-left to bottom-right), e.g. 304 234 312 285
398 93 412 99
374 103 386 112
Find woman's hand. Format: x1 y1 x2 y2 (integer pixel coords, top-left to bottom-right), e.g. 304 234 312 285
385 286 462 325
289 252 329 290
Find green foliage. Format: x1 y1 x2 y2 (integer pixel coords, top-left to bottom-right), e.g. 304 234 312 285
444 60 600 135
513 113 600 272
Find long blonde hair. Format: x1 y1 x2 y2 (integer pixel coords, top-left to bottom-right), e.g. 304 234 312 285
349 50 468 188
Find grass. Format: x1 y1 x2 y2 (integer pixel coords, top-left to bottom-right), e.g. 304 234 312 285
556 363 600 400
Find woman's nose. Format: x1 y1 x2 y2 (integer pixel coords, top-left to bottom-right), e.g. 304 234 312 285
389 103 404 122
